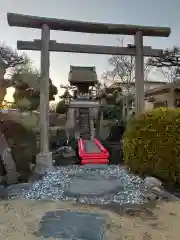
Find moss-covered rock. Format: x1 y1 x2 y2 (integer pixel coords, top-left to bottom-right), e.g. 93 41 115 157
0 112 36 182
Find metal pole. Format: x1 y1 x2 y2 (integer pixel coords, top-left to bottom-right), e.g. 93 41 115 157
134 31 144 114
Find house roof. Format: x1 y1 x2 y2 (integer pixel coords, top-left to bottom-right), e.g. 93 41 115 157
145 79 180 96
109 80 167 89
68 65 98 84
108 79 180 97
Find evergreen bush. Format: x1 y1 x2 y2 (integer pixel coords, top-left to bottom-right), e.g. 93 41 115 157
123 107 180 184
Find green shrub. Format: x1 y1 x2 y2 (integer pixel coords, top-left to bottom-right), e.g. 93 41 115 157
123 107 180 184
20 113 39 129
56 100 68 114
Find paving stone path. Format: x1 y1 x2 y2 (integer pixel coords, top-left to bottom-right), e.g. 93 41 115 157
0 164 149 239
0 165 179 239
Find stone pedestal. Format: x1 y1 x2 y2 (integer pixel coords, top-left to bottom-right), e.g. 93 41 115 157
29 152 54 182
35 152 54 174
6 171 19 185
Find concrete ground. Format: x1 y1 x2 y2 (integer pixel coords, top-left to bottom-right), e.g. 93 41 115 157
0 199 180 239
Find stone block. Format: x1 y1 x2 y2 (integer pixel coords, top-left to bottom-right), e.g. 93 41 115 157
80 164 109 170
36 210 106 240
0 185 7 199
144 177 162 189
35 152 54 174
66 178 123 197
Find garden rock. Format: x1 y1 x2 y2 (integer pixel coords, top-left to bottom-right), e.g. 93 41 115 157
144 177 162 190
0 185 7 199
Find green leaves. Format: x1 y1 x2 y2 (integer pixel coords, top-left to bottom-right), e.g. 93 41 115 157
56 100 68 114
123 107 180 184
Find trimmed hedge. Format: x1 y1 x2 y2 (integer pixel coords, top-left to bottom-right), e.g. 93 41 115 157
123 108 180 184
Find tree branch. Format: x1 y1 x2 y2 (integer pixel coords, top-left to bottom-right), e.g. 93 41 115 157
102 37 152 94
148 46 180 68
0 44 29 69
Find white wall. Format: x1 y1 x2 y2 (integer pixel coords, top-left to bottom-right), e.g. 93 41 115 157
144 101 154 111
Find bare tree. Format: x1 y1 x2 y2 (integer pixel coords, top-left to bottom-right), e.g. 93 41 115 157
148 46 180 82
147 46 180 107
102 37 153 95
148 46 180 68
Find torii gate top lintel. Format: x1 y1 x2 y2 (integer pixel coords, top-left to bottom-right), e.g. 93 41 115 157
7 12 171 37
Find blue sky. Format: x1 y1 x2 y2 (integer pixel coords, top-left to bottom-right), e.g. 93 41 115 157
1 0 179 100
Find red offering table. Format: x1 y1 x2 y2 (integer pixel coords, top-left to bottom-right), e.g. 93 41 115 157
78 138 109 165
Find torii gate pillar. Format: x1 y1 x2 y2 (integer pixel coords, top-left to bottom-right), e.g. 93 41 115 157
135 31 144 114
35 24 53 174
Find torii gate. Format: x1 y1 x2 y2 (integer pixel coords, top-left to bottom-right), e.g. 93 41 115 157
7 12 171 172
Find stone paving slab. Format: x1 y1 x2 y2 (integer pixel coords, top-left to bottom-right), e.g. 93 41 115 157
36 210 106 240
84 140 101 153
81 164 109 170
66 178 124 197
0 185 7 199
